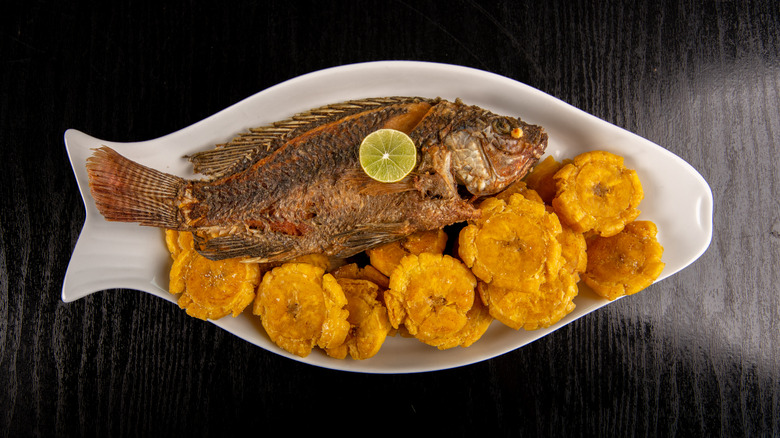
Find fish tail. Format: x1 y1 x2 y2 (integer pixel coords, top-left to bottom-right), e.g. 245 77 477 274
86 146 185 228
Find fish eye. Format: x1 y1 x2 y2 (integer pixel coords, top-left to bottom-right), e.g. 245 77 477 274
492 118 512 134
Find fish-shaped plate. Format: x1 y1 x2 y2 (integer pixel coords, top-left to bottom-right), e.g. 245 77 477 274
63 61 713 374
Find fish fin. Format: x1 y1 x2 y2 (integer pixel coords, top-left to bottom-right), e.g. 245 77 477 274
189 97 432 178
272 96 430 134
194 231 299 262
334 222 412 256
186 142 266 179
86 146 184 228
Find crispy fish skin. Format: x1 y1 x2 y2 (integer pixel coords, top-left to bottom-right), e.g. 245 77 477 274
87 97 547 263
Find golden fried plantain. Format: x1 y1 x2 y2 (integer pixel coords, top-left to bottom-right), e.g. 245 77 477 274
582 220 665 300
427 294 493 349
459 194 563 290
253 263 350 357
494 180 544 205
384 253 477 349
165 229 197 258
165 229 181 258
330 263 390 292
329 262 362 279
169 246 260 321
329 278 391 360
289 253 331 271
522 155 571 204
177 230 195 251
478 268 578 331
367 229 448 277
552 150 643 237
558 224 588 282
459 194 581 331
402 228 448 255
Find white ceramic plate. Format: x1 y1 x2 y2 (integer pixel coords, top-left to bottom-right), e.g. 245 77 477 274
63 61 713 374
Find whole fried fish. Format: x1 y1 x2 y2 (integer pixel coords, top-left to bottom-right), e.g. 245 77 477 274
87 97 547 262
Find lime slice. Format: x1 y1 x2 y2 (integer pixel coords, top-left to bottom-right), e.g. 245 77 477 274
359 129 417 183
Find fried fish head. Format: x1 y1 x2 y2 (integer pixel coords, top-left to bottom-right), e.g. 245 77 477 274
438 101 547 196
384 253 477 349
253 263 350 358
582 220 665 300
552 150 643 237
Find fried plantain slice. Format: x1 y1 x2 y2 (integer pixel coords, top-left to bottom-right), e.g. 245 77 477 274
165 229 181 258
558 224 588 282
367 229 448 277
427 294 493 349
478 268 578 331
165 229 197 258
384 253 477 348
402 228 448 255
552 150 643 237
458 194 563 290
522 155 572 204
323 340 348 359
330 263 390 292
582 220 665 300
365 242 407 279
328 278 391 360
168 246 260 321
289 253 331 271
494 180 544 205
253 263 349 357
177 230 195 252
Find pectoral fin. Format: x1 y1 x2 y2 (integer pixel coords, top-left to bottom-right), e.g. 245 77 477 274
194 231 299 263
332 222 413 257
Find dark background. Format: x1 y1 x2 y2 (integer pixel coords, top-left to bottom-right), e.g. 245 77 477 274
2 0 778 436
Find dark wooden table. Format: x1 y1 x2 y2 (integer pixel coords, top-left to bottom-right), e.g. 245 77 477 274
2 1 778 436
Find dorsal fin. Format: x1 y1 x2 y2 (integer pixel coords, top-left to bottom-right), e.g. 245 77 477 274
187 96 434 179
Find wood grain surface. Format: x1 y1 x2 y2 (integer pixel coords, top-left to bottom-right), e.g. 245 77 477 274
1 0 778 436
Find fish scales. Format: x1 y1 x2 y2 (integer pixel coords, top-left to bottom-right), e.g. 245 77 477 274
87 97 547 262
